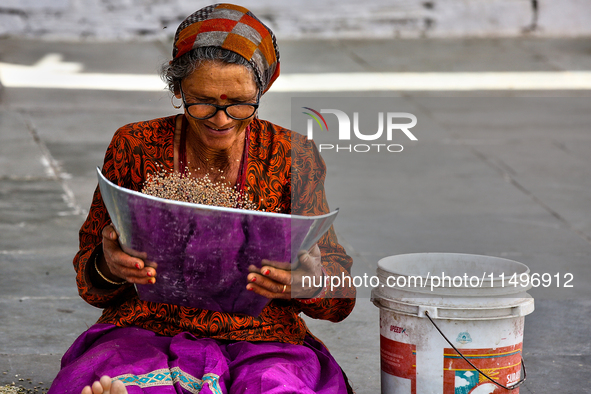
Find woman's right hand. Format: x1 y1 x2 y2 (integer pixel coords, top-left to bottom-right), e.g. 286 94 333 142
99 224 156 285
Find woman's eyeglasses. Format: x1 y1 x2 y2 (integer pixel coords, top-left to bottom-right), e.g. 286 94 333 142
180 83 259 121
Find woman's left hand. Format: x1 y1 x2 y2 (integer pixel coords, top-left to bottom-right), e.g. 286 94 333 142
246 244 324 300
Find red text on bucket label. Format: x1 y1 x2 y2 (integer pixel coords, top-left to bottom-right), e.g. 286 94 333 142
390 325 408 336
507 371 521 384
380 336 416 394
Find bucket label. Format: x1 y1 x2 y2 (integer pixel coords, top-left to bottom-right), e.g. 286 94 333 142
443 344 522 394
456 332 472 344
380 336 416 394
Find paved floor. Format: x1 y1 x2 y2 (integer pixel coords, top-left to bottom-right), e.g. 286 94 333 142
0 37 590 393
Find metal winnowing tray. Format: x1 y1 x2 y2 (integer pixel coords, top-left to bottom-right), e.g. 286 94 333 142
96 168 338 317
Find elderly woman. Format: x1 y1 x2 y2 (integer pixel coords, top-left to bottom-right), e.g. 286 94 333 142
48 4 355 394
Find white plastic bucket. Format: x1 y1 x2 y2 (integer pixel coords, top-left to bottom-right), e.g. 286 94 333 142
371 253 534 394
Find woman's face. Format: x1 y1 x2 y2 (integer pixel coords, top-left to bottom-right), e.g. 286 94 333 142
176 61 258 152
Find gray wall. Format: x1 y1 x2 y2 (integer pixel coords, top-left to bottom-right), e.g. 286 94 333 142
0 0 590 40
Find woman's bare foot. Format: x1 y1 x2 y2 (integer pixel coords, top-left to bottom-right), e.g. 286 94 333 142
80 376 128 394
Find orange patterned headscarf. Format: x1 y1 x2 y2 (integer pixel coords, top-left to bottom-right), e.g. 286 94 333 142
172 3 280 94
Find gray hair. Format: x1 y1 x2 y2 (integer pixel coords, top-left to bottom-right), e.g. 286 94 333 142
161 47 261 94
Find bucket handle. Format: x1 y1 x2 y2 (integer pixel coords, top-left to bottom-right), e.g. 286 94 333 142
424 311 527 391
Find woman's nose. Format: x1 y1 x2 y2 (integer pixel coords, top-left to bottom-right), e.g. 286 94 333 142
209 107 232 125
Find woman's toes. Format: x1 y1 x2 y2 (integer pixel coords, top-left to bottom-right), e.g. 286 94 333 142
80 376 126 394
99 376 112 393
91 380 104 394
110 379 128 394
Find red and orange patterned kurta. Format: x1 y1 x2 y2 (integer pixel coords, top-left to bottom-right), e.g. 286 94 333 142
75 115 355 345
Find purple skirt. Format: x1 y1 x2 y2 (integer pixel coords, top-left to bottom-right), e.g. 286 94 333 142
48 324 348 394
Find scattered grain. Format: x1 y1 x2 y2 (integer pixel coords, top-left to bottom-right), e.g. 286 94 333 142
141 165 257 210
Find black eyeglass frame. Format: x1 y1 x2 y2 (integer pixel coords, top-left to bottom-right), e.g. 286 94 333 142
179 82 260 121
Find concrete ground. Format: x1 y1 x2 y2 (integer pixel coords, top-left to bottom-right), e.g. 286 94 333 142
0 37 590 393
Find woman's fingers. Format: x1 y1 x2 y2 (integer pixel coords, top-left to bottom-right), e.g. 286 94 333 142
292 245 324 298
100 224 156 285
247 264 261 274
110 262 156 285
260 265 291 284
102 224 117 241
246 267 291 299
103 248 156 285
247 281 290 299
261 258 291 271
111 256 157 285
246 244 324 299
297 245 321 270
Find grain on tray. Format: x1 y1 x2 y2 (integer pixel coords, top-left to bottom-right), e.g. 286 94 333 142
141 166 258 211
